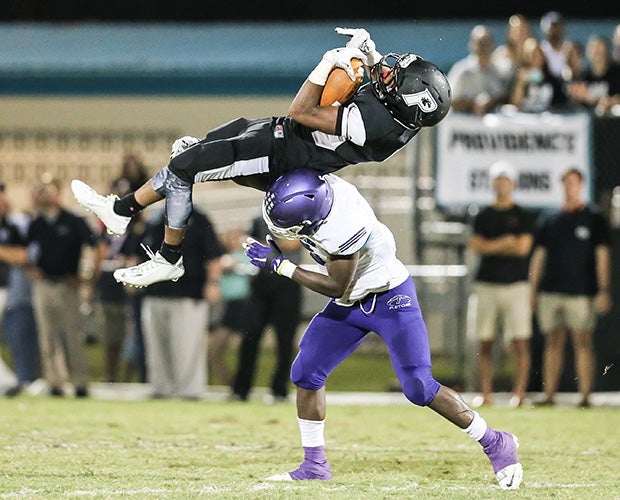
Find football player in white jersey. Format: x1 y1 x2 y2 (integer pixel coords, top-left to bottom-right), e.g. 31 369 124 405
243 169 522 490
70 27 451 288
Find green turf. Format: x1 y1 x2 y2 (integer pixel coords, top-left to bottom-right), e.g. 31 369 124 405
1 397 619 498
79 337 474 392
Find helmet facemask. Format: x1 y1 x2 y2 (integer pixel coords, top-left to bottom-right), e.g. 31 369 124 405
262 170 334 240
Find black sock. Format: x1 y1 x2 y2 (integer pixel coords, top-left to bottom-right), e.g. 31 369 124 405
159 242 182 264
113 194 144 217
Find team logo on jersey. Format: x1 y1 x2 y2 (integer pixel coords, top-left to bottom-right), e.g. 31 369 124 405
387 294 412 310
575 225 590 240
402 89 438 113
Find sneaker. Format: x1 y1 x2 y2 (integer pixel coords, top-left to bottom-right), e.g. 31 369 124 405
4 384 22 397
113 244 184 288
71 179 131 236
75 386 89 398
535 397 556 407
577 398 592 408
49 386 64 397
483 431 522 490
471 394 492 408
266 460 332 481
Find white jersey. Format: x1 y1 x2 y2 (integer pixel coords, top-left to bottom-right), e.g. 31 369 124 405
298 175 410 306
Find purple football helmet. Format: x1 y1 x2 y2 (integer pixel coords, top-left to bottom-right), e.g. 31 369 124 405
263 169 334 239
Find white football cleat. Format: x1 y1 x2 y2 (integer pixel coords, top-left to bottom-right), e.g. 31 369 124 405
113 245 184 288
496 462 523 490
71 179 131 236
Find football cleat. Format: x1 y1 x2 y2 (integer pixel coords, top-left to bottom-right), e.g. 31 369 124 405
266 460 332 481
113 244 184 288
483 431 522 490
71 179 131 236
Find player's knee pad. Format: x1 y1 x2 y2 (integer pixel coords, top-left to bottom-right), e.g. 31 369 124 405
151 167 193 230
401 366 440 407
290 356 325 391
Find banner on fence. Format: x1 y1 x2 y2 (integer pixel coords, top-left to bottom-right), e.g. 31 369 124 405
435 112 591 208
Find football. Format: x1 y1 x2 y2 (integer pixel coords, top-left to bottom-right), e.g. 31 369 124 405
320 58 365 107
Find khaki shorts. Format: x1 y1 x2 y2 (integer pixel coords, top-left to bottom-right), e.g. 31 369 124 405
536 293 596 333
468 281 532 342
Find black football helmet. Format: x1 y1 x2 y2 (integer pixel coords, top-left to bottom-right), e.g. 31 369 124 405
371 53 452 129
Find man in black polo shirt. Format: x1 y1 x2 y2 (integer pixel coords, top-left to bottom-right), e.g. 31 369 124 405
529 167 612 408
0 175 100 397
468 161 535 408
137 206 223 399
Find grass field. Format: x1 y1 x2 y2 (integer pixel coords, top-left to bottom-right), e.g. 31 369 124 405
1 396 619 499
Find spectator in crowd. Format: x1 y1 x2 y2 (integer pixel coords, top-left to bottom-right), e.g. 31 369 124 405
0 355 18 396
468 161 535 408
115 153 151 194
529 167 612 408
0 174 100 397
492 13 533 85
612 24 620 64
448 25 511 115
94 177 146 383
562 40 586 83
245 169 522 489
539 11 570 80
509 37 571 112
0 181 20 396
0 182 40 394
566 34 620 116
112 155 150 383
138 206 223 399
71 27 452 289
231 213 303 403
207 227 254 386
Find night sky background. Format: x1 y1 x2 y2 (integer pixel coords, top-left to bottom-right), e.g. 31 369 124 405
0 1 614 22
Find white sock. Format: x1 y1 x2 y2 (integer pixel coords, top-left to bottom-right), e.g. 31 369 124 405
298 418 325 447
462 411 488 442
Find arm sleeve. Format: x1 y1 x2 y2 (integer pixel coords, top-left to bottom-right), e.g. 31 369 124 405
592 211 612 246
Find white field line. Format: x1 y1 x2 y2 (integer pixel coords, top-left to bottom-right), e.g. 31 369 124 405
0 482 604 498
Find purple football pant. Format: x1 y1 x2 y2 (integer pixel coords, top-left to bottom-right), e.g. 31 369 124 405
291 277 440 406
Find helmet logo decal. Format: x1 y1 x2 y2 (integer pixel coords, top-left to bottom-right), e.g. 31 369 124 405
399 53 419 68
402 89 438 112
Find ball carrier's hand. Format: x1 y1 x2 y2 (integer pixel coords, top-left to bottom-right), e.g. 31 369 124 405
335 27 383 67
308 47 367 85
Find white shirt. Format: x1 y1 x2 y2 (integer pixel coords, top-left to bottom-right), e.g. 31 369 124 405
540 40 568 79
298 175 409 305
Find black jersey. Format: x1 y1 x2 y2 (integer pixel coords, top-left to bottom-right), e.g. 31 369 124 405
473 204 535 284
535 205 611 296
276 84 420 175
169 84 420 184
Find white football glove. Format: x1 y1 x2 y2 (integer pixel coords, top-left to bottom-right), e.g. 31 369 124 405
335 27 383 67
308 47 367 86
170 135 201 159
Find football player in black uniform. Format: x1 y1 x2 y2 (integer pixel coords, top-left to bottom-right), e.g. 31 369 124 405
71 27 452 288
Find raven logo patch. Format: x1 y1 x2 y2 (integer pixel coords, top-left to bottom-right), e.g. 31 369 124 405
387 294 412 310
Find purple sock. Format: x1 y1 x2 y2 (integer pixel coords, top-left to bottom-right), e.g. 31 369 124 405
479 427 498 448
303 445 326 462
288 446 332 480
